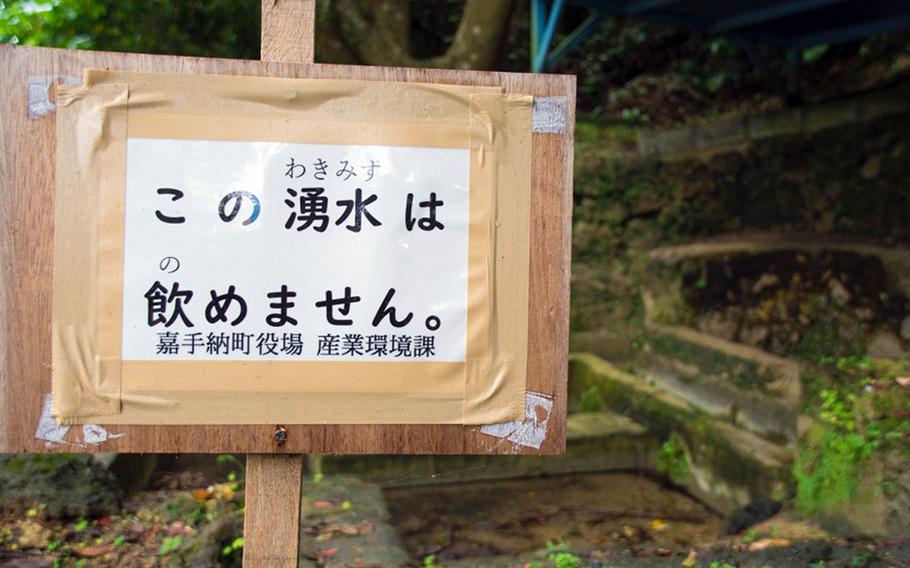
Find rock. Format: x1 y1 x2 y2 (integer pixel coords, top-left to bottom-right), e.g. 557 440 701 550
698 312 738 341
901 315 910 341
16 520 52 550
867 331 904 359
860 155 881 179
185 512 243 568
0 455 123 518
722 497 782 535
739 325 770 348
828 278 851 305
750 273 780 294
855 306 875 322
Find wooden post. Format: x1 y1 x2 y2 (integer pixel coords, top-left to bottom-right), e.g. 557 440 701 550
260 0 316 64
243 2 315 566
243 453 305 567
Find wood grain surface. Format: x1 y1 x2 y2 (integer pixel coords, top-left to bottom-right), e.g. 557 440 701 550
0 36 574 455
260 0 315 65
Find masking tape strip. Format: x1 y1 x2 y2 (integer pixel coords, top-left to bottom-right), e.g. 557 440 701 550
52 82 127 420
532 96 568 134
52 69 532 425
27 75 82 119
478 391 553 449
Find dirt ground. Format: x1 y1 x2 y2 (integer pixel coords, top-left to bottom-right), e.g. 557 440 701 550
384 472 722 562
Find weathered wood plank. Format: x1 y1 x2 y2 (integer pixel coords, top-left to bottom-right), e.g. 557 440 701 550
242 454 304 567
261 0 315 65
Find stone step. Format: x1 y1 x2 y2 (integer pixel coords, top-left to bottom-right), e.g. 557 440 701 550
319 410 661 489
569 353 793 514
298 474 411 568
639 324 799 445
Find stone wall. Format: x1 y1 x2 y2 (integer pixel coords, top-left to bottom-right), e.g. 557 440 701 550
637 84 910 161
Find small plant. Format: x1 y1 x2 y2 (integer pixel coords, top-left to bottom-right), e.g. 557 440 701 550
72 519 88 533
222 536 244 557
657 437 690 480
850 550 878 567
217 454 245 486
423 554 444 568
578 385 604 412
740 528 761 544
546 540 581 568
159 535 183 556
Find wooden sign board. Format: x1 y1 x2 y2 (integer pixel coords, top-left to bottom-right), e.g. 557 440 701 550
0 44 574 456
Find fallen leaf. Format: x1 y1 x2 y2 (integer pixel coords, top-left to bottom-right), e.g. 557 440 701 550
655 547 673 556
747 538 791 551
681 549 697 567
319 548 338 557
896 376 910 388
73 544 116 558
650 518 667 531
318 522 374 539
313 500 334 510
192 487 214 501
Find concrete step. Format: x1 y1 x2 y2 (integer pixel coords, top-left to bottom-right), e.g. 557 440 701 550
569 353 793 514
320 410 661 489
639 324 799 445
298 474 411 568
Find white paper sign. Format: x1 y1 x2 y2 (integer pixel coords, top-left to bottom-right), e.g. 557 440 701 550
121 139 469 362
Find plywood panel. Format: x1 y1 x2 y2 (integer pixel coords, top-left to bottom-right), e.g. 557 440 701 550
0 44 574 454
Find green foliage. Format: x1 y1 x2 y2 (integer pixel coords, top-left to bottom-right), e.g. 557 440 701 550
159 534 183 556
217 454 245 487
850 549 879 567
0 0 259 58
221 536 244 557
657 438 690 481
578 385 604 412
545 539 581 568
796 355 910 515
1 454 124 518
650 333 776 393
802 44 830 64
423 554 444 568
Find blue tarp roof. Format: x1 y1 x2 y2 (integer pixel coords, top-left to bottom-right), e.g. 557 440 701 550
532 0 910 72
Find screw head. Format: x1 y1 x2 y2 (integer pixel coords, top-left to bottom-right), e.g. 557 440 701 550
274 426 288 445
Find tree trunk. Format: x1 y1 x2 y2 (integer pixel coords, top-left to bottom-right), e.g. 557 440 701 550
325 0 515 69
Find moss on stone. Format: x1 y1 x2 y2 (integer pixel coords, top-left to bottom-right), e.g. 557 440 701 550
0 454 123 518
648 333 779 393
570 353 792 510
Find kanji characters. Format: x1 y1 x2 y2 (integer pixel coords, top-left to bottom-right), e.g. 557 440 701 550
145 281 194 327
336 188 381 232
285 187 329 232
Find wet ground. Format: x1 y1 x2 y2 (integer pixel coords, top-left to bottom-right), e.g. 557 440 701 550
384 472 721 562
